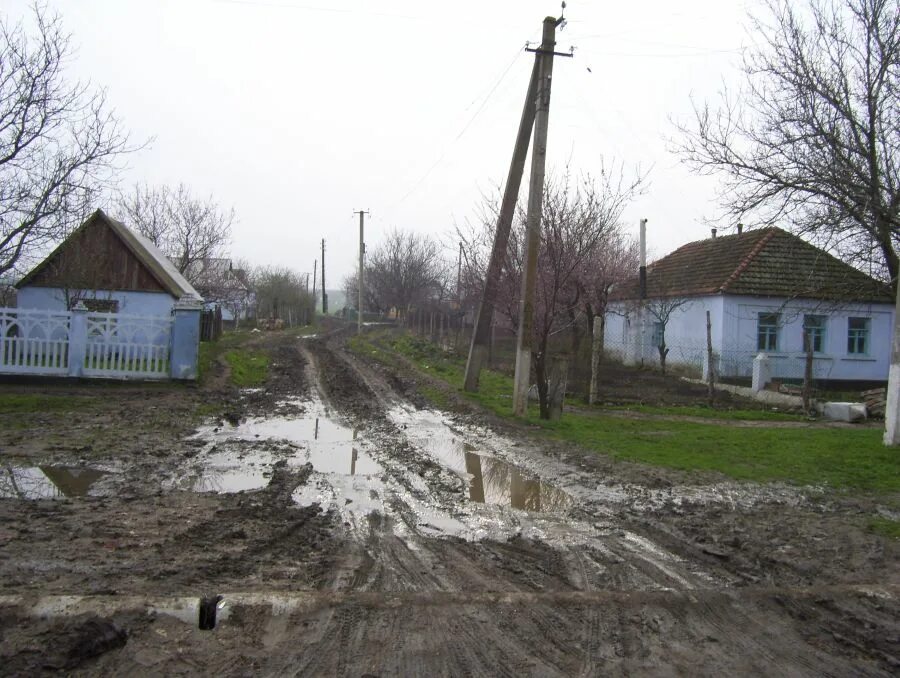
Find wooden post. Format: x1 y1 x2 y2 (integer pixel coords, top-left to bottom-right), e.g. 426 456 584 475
548 355 569 421
589 316 602 405
706 310 714 406
802 329 814 412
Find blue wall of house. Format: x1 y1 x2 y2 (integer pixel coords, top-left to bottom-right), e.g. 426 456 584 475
605 294 895 382
17 286 177 317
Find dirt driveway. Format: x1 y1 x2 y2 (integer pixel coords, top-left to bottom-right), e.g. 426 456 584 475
0 326 897 676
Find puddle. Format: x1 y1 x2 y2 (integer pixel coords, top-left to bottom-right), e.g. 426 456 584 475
0 465 109 500
387 406 572 513
191 397 382 493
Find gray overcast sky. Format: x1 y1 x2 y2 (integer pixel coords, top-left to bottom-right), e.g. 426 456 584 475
6 0 751 285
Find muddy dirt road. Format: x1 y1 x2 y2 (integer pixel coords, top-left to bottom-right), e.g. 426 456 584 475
0 328 898 676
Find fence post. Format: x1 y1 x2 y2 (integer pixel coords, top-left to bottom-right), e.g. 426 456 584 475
170 295 203 380
548 355 569 420
589 316 602 404
752 353 772 392
68 302 88 377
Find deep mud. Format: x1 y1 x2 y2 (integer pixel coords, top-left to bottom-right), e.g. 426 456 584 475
0 325 897 676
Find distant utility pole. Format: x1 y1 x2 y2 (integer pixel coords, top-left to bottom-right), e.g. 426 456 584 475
354 209 370 334
464 7 571 396
312 259 318 300
321 239 328 314
512 14 569 417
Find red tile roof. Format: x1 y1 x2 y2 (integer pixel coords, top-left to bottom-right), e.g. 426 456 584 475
613 227 892 303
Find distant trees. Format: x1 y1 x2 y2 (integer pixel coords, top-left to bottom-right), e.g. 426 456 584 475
459 167 645 418
343 229 448 318
115 183 234 287
251 265 314 325
675 0 899 286
0 5 132 278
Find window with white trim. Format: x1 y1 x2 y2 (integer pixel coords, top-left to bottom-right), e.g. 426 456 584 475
802 314 826 353
757 313 779 351
847 317 870 355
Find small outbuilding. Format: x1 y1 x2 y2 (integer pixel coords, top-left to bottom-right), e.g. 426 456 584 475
15 208 201 314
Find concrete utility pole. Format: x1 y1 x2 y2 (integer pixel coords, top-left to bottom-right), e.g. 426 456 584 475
321 239 328 315
884 280 900 444
354 210 369 334
512 16 563 417
637 218 647 365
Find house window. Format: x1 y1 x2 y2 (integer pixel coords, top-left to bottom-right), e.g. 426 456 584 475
651 321 664 347
69 298 119 313
847 317 870 355
802 315 826 353
757 313 779 351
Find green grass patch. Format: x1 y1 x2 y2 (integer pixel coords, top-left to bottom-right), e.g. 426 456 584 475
0 393 98 415
587 403 803 422
868 516 900 539
357 330 900 493
224 348 269 387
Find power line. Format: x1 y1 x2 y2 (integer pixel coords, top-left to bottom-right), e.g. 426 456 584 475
387 45 527 210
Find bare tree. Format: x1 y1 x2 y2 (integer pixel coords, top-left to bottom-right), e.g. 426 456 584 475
343 229 447 319
115 183 234 285
462 167 645 419
0 5 132 278
675 0 900 286
643 295 692 376
251 265 314 326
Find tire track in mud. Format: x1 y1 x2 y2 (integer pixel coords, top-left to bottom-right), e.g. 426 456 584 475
288 331 899 675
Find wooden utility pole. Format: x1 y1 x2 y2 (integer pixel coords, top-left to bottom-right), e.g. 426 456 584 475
512 16 563 417
321 239 328 314
464 9 571 394
354 209 369 334
463 60 539 392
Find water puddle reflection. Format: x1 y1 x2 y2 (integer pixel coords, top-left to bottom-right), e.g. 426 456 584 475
388 406 572 513
191 397 382 493
0 465 109 499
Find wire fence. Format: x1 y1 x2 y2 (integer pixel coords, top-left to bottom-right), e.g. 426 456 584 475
399 310 849 400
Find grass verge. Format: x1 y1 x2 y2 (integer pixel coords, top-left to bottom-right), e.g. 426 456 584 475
224 348 269 387
868 516 900 539
0 394 97 415
351 331 900 493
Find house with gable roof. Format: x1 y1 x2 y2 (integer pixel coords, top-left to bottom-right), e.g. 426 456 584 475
605 227 895 385
15 209 201 314
3 209 203 380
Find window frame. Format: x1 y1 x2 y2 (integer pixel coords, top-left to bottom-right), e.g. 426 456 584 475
757 312 780 352
802 314 826 354
847 317 870 356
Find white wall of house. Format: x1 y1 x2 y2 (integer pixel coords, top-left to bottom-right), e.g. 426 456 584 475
605 294 894 382
17 286 178 317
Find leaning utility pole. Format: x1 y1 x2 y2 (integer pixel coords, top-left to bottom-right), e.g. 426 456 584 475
321 239 328 314
464 10 572 393
354 209 369 334
512 15 565 417
463 61 538 392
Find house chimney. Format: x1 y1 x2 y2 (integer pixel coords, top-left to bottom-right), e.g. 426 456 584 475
711 227 717 239
737 222 743 235
639 218 647 299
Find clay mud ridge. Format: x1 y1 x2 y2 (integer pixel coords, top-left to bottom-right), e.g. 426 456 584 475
0 327 897 676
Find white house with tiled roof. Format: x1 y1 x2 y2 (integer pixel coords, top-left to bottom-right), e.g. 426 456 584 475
605 227 895 385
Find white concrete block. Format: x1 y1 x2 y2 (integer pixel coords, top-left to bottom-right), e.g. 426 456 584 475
822 402 867 423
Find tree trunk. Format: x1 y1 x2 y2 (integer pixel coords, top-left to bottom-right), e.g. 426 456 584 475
658 343 669 376
548 355 569 420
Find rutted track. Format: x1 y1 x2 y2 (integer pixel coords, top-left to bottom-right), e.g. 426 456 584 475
0 327 897 675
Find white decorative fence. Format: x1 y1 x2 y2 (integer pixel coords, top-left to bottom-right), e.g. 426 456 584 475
1 307 173 380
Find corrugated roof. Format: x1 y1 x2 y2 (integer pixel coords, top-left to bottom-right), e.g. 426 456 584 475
17 209 201 300
613 227 892 303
